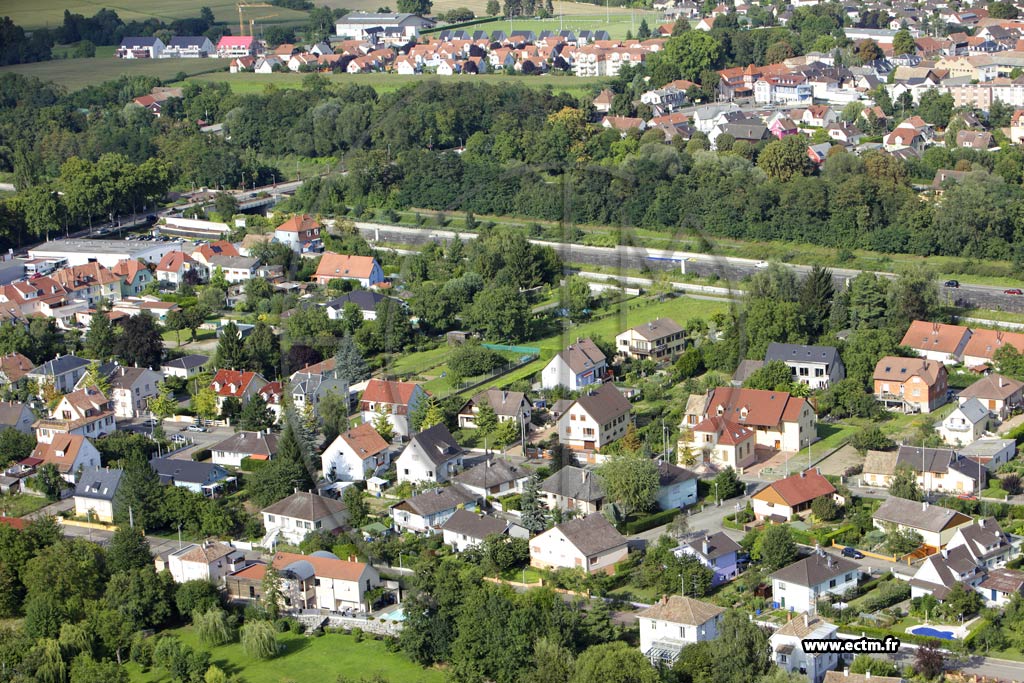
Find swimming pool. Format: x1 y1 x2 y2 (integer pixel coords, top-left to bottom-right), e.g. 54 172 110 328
381 607 406 622
909 625 955 640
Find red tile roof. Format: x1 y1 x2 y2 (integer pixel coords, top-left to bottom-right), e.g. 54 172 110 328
964 328 1024 362
756 468 835 507
275 214 320 234
211 370 262 397
901 320 971 354
691 415 753 445
0 517 26 530
272 551 368 581
314 253 378 281
156 251 196 272
361 379 422 407
705 387 807 429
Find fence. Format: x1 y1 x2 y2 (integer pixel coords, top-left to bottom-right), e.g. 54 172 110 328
482 343 542 356
443 354 539 397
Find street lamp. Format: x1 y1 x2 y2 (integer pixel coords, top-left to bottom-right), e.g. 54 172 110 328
714 481 719 507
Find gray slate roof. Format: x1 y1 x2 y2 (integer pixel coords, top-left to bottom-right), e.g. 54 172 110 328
211 430 279 455
150 458 229 486
440 509 508 539
540 466 605 502
765 343 840 367
571 383 630 424
873 497 970 533
163 354 208 371
657 461 698 488
553 513 627 556
395 484 478 516
769 553 859 587
325 290 387 312
75 468 123 501
30 355 89 377
405 423 463 466
453 458 526 489
680 531 741 561
261 491 346 520
953 398 990 424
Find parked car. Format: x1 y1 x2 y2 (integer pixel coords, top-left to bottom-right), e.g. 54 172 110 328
754 260 769 269
943 280 959 288
170 433 187 443
958 493 978 500
186 424 207 432
1005 288 1023 295
841 547 864 559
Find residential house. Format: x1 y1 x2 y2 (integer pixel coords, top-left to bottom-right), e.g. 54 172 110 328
457 388 531 429
529 514 628 574
324 290 390 321
958 439 1016 470
872 497 974 550
390 484 480 533
770 613 841 683
674 531 742 586
909 544 986 599
957 130 995 150
73 468 123 523
289 371 347 416
683 414 756 471
615 317 686 362
395 423 465 484
540 466 605 514
937 398 991 446
104 366 162 418
207 255 259 284
453 458 529 498
117 36 165 58
884 126 926 152
656 461 698 510
210 370 268 411
769 116 799 139
1012 109 1024 144
167 541 246 585
752 469 840 522
161 354 208 380
27 355 90 394
312 253 385 287
900 321 972 364
873 356 948 414
162 36 215 58
274 214 322 253
826 122 863 145
112 259 153 296
946 518 1019 570
801 105 837 127
29 434 102 484
50 262 123 307
359 379 427 438
151 458 234 496
271 551 380 611
210 430 278 468
861 450 899 487
957 374 1024 419
979 568 1024 607
441 510 512 551
593 89 615 113
0 401 34 434
320 422 391 482
824 673 903 683
216 36 261 58
541 338 608 390
36 386 115 443
556 383 631 452
963 328 1024 368
764 343 845 390
156 251 206 285
769 553 860 612
260 491 349 546
698 386 816 452
637 596 725 665
0 352 33 388
894 445 984 494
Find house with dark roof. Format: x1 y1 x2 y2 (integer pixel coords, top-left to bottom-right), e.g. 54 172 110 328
555 383 631 454
453 458 529 498
324 290 390 321
530 514 628 574
0 401 34 434
540 465 605 514
100 365 162 418
541 338 608 390
937 398 991 447
73 468 123 523
117 36 165 59
770 553 860 612
894 445 984 494
395 423 464 484
161 354 209 380
615 318 686 362
674 531 742 586
946 518 1019 570
260 491 348 546
656 461 698 510
150 458 234 496
457 388 531 429
978 567 1024 607
441 509 515 552
163 36 215 58
637 595 726 664
320 422 391 482
764 343 845 390
27 354 90 394
872 497 974 550
390 484 480 533
211 430 279 467
359 379 427 438
752 469 839 522
909 544 986 600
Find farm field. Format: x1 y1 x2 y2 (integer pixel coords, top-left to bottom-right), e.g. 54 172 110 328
3 0 307 29
126 627 446 683
0 56 230 90
454 11 662 40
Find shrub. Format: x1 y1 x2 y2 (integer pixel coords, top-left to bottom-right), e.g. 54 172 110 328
857 580 910 612
624 508 681 534
241 621 279 660
192 449 211 462
240 456 272 472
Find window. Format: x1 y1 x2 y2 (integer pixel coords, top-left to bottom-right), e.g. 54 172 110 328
798 367 809 376
829 579 837 588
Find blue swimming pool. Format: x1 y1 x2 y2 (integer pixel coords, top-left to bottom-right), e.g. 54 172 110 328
909 626 955 640
381 607 406 622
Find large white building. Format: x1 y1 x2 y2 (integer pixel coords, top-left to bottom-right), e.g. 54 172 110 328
335 12 434 40
28 239 176 268
770 614 841 683
166 541 246 585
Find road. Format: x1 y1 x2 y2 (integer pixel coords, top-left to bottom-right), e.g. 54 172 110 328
355 222 1024 314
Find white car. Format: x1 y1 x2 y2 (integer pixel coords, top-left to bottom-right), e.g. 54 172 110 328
186 424 207 433
754 260 769 269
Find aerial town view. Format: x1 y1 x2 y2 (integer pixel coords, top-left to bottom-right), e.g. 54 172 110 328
6 0 1024 681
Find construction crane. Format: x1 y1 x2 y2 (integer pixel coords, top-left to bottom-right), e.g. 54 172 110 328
249 13 279 37
237 2 275 36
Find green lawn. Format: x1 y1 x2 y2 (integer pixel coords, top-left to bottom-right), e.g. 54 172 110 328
0 494 50 518
126 627 445 683
0 56 230 91
5 0 307 29
446 11 661 40
813 423 859 453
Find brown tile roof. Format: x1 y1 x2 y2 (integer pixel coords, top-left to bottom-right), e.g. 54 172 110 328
336 422 389 461
753 469 835 507
361 379 422 407
112 259 148 283
959 373 1024 401
705 387 806 429
211 430 279 457
275 214 320 234
466 388 527 418
873 356 944 385
211 370 264 397
30 434 88 474
178 541 237 564
628 317 684 341
691 415 753 445
272 551 367 581
557 338 606 375
261 491 347 520
963 328 1024 361
636 595 725 626
314 253 377 281
774 613 836 638
873 497 972 533
0 353 33 383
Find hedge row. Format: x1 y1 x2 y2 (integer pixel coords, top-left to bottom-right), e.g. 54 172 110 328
240 456 272 472
789 524 857 547
623 508 681 534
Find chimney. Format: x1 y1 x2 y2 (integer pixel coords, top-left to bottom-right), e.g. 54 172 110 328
999 376 1005 388
702 537 710 555
844 669 849 678
293 487 299 494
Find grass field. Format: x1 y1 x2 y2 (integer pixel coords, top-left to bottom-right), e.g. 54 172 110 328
452 11 661 40
126 627 446 683
5 0 307 30
190 70 605 99
0 494 50 518
0 56 230 90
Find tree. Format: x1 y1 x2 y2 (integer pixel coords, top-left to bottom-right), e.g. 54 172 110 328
260 565 281 620
530 637 574 683
656 31 722 82
889 463 922 501
637 18 651 39
247 422 313 508
752 524 797 570
397 0 432 13
850 654 898 677
69 654 129 683
214 321 245 370
798 265 834 339
711 610 771 683
243 322 279 379
854 39 883 64
475 403 498 452
191 387 219 424
519 474 546 533
892 27 916 54
29 463 65 500
917 90 954 128
148 382 178 422
85 304 115 360
114 451 165 531
240 620 278 660
372 406 395 444
885 525 924 556
596 451 659 516
0 427 35 466
465 286 530 342
343 485 369 528
114 312 163 369
914 642 945 679
758 135 813 181
713 467 744 500
570 641 658 683
811 495 840 522
83 360 111 397
194 607 232 647
990 1 1019 18
176 580 221 617
743 361 795 391
564 274 593 321
887 265 938 329
107 526 152 574
213 192 237 220
238 394 275 431
486 0 500 14
850 426 895 454
334 334 370 383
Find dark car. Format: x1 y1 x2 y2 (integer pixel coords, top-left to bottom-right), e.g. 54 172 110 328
944 280 959 288
1006 289 1024 295
841 547 864 559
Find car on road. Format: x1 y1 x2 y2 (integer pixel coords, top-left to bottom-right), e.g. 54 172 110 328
170 433 187 443
943 280 959 288
186 424 207 432
1005 288 1023 295
754 260 769 269
841 547 864 559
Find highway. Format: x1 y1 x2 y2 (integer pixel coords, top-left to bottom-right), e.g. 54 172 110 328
354 222 1024 314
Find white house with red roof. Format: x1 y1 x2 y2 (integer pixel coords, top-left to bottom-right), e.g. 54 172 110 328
900 321 973 364
321 422 391 481
312 252 384 287
156 251 207 285
274 214 323 253
210 370 268 410
359 379 427 438
687 387 816 453
216 35 261 58
257 381 284 422
28 434 102 484
191 240 240 266
35 386 116 443
752 468 840 521
112 259 153 296
684 414 756 470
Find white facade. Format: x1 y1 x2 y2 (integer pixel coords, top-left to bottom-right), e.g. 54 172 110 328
771 561 859 613
637 596 724 663
320 431 390 482
529 516 628 574
74 494 115 523
770 615 841 683
166 542 245 585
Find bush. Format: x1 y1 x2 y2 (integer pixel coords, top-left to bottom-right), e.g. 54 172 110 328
857 580 910 612
624 508 680 534
192 449 211 462
500 493 522 510
448 343 505 380
240 456 272 472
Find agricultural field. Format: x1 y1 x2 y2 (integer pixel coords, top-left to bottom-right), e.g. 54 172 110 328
455 10 662 40
0 56 230 91
2 0 307 30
